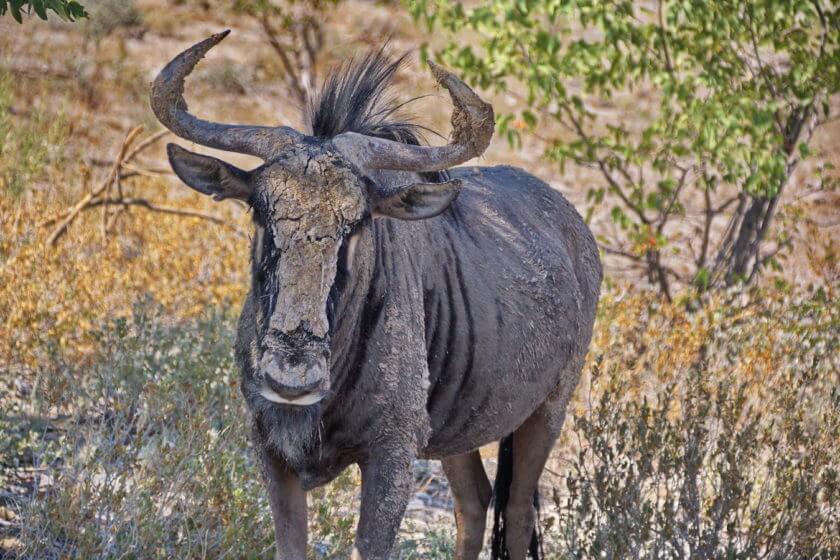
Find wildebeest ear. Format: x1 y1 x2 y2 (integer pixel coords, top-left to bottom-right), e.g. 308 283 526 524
372 179 462 220
166 143 252 202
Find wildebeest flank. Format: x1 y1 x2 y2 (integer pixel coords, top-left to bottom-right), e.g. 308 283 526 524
151 31 601 560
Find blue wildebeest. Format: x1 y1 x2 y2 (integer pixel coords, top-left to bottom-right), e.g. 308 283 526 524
151 31 601 560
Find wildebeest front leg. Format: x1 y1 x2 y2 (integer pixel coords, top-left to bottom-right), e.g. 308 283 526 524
261 449 308 560
351 450 415 559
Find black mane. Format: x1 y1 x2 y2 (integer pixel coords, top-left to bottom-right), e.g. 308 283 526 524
307 49 446 182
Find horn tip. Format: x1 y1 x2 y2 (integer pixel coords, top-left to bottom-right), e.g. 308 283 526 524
427 60 447 84
205 29 231 48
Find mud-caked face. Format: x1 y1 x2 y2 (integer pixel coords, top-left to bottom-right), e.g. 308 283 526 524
249 146 367 405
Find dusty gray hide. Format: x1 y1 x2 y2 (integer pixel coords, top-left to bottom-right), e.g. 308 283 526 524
151 31 602 560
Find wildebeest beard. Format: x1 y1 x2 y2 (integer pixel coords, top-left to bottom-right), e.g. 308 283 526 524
248 391 322 467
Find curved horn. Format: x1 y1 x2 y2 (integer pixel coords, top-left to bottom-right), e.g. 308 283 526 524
332 61 494 173
150 30 301 160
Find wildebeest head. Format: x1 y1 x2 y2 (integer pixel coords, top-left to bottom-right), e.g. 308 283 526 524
150 31 493 408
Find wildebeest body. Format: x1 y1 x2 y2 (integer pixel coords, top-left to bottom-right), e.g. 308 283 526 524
152 32 601 559
237 164 600 488
421 166 599 455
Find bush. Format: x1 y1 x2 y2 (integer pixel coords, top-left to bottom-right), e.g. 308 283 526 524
83 0 143 41
6 287 836 559
5 304 369 558
548 287 839 558
12 306 275 558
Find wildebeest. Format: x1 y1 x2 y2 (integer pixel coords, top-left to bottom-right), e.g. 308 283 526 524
151 31 601 560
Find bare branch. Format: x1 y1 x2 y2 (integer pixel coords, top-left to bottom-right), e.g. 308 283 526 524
656 166 691 234
697 187 713 269
657 0 675 77
47 125 144 246
560 103 650 225
745 6 787 137
86 198 245 237
602 245 644 261
120 163 173 178
44 126 241 246
124 129 169 163
260 9 307 105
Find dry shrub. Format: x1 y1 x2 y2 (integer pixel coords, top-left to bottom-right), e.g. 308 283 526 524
12 306 274 558
0 72 68 198
83 0 144 42
0 65 249 372
0 161 249 372
7 305 360 559
5 286 836 559
548 286 839 559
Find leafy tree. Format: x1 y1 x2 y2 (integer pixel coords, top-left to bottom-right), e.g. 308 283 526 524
0 0 86 22
409 0 839 299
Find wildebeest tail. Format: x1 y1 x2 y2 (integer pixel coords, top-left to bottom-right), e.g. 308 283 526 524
490 433 543 559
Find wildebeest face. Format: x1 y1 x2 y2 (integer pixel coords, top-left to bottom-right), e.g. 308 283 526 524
167 142 368 406
165 138 474 408
248 146 367 406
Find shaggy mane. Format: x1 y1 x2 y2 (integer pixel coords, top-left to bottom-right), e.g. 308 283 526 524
306 49 446 181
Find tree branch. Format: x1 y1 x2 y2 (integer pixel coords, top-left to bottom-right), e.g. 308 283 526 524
47 125 144 246
43 126 239 246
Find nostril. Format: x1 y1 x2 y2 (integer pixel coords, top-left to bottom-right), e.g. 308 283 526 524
264 375 322 400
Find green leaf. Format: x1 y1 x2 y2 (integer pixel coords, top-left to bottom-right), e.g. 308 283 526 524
798 142 811 159
693 267 710 290
411 0 840 292
67 1 86 19
521 109 537 129
9 0 22 22
31 0 46 19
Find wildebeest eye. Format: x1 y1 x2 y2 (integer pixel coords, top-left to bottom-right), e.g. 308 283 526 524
336 223 362 274
257 226 280 284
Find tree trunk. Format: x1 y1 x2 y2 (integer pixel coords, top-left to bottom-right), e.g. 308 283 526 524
724 195 773 285
646 248 672 302
717 105 815 287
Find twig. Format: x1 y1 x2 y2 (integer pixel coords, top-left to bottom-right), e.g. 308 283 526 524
47 125 144 246
656 166 691 234
124 129 169 163
560 103 651 225
260 10 307 105
697 187 713 269
43 126 238 246
657 0 675 77
120 162 173 177
86 197 245 237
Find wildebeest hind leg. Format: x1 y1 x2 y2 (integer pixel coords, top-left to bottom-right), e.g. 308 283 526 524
442 450 492 559
504 384 573 559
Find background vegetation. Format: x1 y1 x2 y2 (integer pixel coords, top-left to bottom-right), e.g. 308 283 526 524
1 0 837 558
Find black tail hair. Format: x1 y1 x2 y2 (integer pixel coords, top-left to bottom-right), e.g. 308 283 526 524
490 433 544 560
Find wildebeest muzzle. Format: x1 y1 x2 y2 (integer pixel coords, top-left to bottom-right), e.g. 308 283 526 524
258 333 330 407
